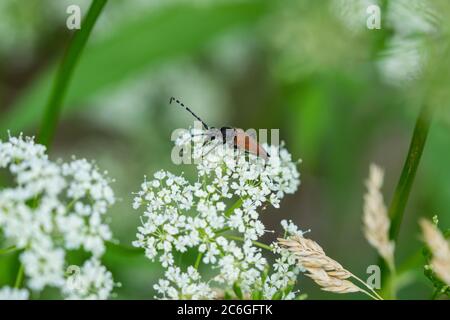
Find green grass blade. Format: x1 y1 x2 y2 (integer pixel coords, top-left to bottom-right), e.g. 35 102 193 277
388 104 433 240
1 1 266 137
380 103 434 299
38 0 108 148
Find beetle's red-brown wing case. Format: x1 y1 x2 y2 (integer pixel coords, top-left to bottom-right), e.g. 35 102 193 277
234 129 269 160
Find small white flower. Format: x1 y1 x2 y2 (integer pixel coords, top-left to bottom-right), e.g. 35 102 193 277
281 219 305 237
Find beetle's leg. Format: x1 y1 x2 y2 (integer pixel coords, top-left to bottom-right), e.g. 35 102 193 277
176 128 209 147
201 135 215 150
202 140 221 158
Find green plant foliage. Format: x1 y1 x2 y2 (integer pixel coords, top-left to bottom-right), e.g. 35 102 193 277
0 1 267 136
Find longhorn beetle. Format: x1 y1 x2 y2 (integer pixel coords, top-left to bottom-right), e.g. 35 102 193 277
170 97 270 161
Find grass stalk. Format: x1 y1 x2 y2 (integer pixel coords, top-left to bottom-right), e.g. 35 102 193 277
194 252 203 270
388 104 433 240
38 0 108 148
359 288 381 301
350 273 384 300
381 103 434 299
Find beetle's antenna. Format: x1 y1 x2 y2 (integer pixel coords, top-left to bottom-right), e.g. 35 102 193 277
170 97 209 130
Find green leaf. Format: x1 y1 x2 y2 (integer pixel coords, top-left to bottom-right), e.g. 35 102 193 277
224 290 233 300
1 1 267 135
233 282 243 300
251 290 262 300
260 265 269 285
39 0 108 147
283 283 295 296
271 290 283 300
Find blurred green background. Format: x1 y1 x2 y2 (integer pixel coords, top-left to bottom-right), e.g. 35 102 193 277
0 0 449 299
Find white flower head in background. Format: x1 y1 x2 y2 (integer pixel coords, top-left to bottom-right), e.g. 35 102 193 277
133 135 304 299
377 36 427 85
378 0 442 86
0 287 29 300
331 0 380 33
0 133 116 299
386 0 439 36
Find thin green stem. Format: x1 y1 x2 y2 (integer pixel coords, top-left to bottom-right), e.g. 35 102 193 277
431 289 440 300
388 104 433 241
38 0 108 148
225 199 243 218
380 249 422 299
215 227 231 234
0 246 17 255
194 252 203 270
224 235 272 251
380 103 434 299
350 274 384 300
14 264 25 289
359 288 381 301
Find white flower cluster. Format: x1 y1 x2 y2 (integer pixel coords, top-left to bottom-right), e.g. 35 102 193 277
154 266 216 300
378 0 442 84
281 219 307 238
332 0 380 33
133 134 304 299
63 258 116 300
0 134 116 299
0 286 29 300
265 239 302 300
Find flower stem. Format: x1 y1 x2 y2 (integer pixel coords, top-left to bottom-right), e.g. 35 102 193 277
225 199 243 218
215 227 231 234
194 252 203 270
38 0 108 148
381 103 434 299
14 264 25 289
350 273 384 300
359 288 381 301
224 235 272 251
388 104 433 240
431 289 440 300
